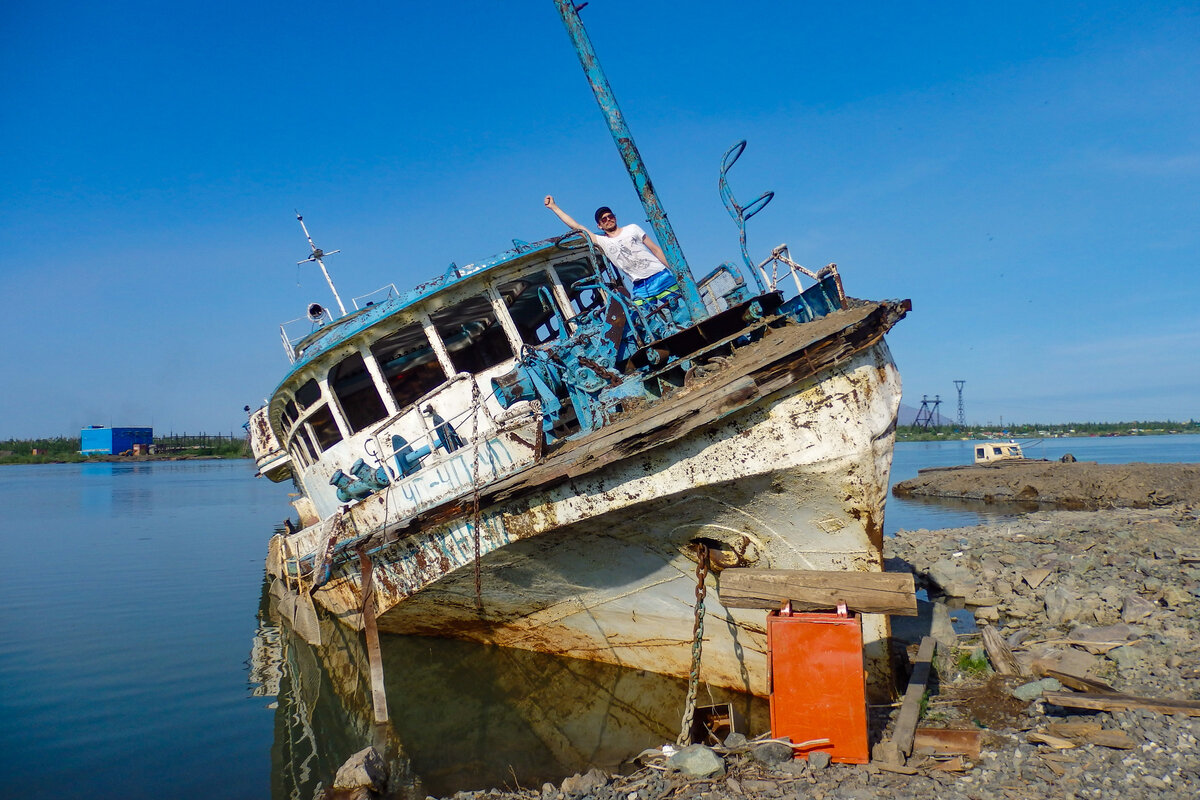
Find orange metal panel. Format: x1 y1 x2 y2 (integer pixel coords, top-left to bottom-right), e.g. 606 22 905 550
767 609 869 764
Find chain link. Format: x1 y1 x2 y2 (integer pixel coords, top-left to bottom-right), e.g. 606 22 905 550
470 381 484 612
677 542 709 746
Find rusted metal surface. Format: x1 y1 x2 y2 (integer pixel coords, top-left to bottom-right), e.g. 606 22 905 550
269 328 904 697
247 405 292 481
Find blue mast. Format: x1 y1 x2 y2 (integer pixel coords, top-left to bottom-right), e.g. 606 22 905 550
552 0 708 321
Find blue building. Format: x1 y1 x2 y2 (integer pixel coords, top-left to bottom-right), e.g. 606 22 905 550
81 426 154 455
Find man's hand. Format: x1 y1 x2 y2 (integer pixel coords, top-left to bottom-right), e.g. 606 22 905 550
544 195 556 208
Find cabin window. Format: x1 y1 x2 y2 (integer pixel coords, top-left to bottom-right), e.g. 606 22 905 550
975 447 985 459
330 352 388 433
370 323 447 411
307 405 343 451
294 427 319 466
555 260 605 318
294 379 321 411
282 400 299 429
290 436 310 468
430 293 514 374
992 446 1002 456
496 273 563 346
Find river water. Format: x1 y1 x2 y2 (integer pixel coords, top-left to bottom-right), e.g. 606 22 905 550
1 436 1196 798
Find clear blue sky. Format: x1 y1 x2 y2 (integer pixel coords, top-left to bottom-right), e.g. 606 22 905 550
2 1 1196 438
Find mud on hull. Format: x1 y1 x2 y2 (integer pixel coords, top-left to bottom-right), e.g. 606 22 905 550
273 339 901 698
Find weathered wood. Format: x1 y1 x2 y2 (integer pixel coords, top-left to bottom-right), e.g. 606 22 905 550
717 569 917 616
913 728 982 758
894 636 936 757
1040 668 1116 695
1043 691 1200 717
357 548 389 725
980 624 1022 675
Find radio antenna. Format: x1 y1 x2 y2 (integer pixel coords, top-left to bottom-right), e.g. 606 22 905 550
295 212 346 316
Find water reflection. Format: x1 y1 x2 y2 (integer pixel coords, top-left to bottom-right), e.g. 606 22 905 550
249 576 767 798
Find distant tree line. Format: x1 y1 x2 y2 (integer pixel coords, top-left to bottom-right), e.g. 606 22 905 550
898 419 1199 442
0 433 249 465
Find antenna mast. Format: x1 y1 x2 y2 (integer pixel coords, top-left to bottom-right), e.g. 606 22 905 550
954 380 966 430
296 212 347 317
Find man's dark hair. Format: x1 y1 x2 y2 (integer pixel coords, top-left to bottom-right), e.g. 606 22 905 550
594 206 614 225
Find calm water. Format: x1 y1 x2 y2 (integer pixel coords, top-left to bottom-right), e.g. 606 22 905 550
2 436 1196 797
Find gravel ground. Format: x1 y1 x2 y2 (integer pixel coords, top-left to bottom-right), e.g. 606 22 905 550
333 503 1200 800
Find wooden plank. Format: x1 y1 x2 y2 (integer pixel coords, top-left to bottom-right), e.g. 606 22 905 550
980 624 1022 675
357 548 389 725
913 728 982 758
1043 691 1200 717
1041 668 1116 695
718 568 917 616
894 636 936 757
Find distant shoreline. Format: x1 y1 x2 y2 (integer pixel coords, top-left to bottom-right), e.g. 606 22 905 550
0 454 251 466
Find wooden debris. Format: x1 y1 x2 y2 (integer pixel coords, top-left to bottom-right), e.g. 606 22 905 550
1040 752 1078 763
1041 759 1068 777
894 636 936 757
1027 732 1076 749
913 728 982 759
717 568 917 615
1043 690 1200 717
1061 624 1138 654
1046 720 1103 739
981 624 1022 675
873 762 918 775
1085 729 1138 750
927 755 969 772
1040 668 1116 695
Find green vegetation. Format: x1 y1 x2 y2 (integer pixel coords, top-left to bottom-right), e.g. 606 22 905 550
955 646 992 678
0 435 249 465
897 419 1199 442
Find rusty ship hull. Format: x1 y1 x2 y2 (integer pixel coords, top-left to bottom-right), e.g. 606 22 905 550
261 301 906 696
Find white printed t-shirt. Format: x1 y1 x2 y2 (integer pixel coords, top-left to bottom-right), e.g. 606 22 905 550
594 223 665 281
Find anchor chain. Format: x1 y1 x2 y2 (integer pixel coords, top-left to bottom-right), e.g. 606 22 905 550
677 542 709 746
470 381 484 611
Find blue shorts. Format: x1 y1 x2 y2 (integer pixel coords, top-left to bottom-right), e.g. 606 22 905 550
631 270 680 305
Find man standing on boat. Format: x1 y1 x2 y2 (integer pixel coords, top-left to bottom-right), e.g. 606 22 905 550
543 196 680 306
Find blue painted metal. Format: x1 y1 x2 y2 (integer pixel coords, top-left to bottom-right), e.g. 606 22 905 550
80 426 153 455
391 435 432 479
350 458 390 491
552 0 707 322
718 140 771 294
330 469 376 503
425 408 464 453
779 275 844 323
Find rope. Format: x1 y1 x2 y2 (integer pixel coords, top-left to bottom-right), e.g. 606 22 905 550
677 542 709 746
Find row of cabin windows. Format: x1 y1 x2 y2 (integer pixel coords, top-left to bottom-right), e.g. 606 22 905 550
280 260 604 468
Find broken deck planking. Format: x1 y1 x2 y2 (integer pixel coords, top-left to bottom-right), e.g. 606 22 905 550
718 568 917 616
1043 691 1200 717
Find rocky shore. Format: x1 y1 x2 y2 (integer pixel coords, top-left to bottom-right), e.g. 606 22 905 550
892 460 1200 509
334 502 1200 800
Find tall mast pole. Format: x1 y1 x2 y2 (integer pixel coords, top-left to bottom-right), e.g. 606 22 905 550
296 212 347 317
552 0 707 320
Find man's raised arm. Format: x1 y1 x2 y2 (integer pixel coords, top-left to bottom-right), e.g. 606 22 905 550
544 196 597 243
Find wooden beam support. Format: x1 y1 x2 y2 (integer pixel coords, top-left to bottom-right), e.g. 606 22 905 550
718 568 917 616
357 547 390 725
894 636 936 757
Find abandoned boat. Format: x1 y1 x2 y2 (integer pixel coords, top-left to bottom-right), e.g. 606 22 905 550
248 1 910 698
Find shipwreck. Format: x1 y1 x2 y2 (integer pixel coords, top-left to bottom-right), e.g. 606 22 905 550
248 0 910 698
